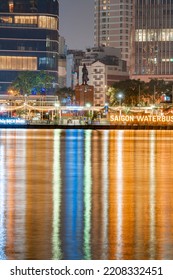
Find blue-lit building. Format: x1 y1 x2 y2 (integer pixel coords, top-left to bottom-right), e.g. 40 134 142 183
0 0 59 94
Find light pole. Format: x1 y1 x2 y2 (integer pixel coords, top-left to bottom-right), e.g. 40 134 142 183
86 103 91 122
154 85 156 105
138 85 141 105
24 94 27 120
54 102 60 124
40 96 44 122
104 102 108 115
118 93 123 117
118 93 123 106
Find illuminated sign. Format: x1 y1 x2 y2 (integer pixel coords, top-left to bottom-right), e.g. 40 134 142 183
0 118 26 125
110 114 173 123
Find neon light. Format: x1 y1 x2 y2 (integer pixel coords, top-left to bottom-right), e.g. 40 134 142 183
110 114 173 123
65 106 84 111
0 118 26 125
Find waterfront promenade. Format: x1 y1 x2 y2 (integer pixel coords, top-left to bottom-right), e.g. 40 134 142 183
1 95 173 129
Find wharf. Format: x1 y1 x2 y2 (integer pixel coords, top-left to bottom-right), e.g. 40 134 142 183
1 123 173 130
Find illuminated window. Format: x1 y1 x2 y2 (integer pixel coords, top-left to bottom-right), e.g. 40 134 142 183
0 56 37 70
136 29 173 41
39 57 55 67
162 58 173 62
38 16 57 30
14 16 37 25
0 16 13 24
9 1 14 13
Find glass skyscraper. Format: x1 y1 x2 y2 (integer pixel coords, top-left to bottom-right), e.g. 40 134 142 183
132 0 173 81
0 0 59 94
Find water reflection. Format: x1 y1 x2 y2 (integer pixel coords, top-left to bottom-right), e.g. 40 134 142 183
0 144 6 260
52 130 61 259
0 129 173 260
84 130 92 259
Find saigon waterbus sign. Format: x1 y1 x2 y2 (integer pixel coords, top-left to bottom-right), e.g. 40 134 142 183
110 114 173 123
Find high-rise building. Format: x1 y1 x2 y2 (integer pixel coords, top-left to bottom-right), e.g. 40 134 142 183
132 0 173 82
0 0 59 94
94 0 133 68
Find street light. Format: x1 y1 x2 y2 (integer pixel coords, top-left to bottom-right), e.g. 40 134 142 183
85 103 91 108
118 93 123 106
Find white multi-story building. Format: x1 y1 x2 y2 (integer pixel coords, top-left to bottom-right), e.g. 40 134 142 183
79 47 129 105
94 0 133 69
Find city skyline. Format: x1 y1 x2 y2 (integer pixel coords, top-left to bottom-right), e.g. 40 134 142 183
59 0 94 50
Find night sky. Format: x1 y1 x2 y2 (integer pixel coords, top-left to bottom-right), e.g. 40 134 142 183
59 0 94 50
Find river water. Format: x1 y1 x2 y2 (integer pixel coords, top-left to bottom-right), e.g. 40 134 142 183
0 129 173 260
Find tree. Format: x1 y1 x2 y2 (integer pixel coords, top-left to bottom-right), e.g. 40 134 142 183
106 79 173 106
106 86 120 106
9 71 55 95
34 71 55 94
55 87 75 104
10 71 35 95
106 79 146 106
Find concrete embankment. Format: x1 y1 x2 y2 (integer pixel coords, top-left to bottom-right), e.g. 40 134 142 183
1 124 173 130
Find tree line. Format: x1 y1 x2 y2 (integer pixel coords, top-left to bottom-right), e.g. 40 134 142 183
8 72 173 107
9 71 55 95
106 79 173 106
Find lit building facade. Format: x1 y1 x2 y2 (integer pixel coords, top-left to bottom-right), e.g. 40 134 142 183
0 0 59 94
132 0 173 82
79 47 129 106
94 0 133 68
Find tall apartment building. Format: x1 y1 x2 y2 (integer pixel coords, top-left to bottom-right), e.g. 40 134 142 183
94 0 133 68
0 0 59 94
132 0 173 82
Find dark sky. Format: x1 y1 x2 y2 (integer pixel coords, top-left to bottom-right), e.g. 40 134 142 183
59 0 94 50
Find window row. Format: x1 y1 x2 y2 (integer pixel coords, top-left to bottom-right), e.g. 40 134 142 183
136 29 173 41
0 16 58 30
0 56 37 70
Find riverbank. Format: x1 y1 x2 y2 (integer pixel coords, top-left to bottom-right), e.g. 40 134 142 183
1 123 173 130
